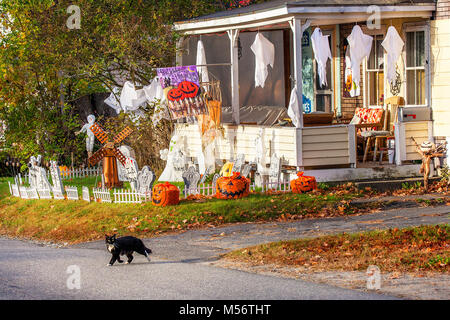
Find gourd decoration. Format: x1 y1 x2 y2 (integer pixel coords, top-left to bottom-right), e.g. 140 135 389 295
290 172 317 194
216 172 250 200
219 162 234 177
152 182 180 207
178 80 199 98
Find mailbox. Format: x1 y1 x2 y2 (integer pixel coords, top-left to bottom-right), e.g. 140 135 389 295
398 107 432 122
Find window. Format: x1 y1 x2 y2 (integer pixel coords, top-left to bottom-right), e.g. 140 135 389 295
405 28 427 106
313 31 333 113
366 34 385 107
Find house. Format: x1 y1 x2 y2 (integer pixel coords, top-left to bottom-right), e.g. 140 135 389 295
172 0 449 182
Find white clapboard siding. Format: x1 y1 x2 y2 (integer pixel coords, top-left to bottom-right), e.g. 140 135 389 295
93 188 112 203
302 125 350 167
404 121 431 161
176 124 298 166
65 186 79 200
82 186 90 202
38 189 52 200
113 189 143 204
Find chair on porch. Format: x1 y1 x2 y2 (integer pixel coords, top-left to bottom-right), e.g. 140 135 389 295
350 107 386 162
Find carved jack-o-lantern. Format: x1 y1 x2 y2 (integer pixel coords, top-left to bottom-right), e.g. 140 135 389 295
152 182 180 207
345 74 352 92
216 172 250 200
290 172 317 194
167 87 185 101
178 81 199 98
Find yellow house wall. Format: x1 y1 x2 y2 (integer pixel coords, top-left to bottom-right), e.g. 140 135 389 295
431 19 450 137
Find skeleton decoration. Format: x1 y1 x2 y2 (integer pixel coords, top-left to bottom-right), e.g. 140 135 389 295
137 166 156 194
75 114 96 158
182 166 201 196
158 134 187 182
28 155 52 191
49 160 64 196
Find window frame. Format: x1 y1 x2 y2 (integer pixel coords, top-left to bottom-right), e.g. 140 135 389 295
312 29 334 113
403 22 431 108
362 25 386 109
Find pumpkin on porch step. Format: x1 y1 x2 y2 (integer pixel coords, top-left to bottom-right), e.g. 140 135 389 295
290 172 317 194
152 182 180 207
216 172 250 200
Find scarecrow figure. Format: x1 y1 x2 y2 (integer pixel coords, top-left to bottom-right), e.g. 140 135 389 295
411 137 447 190
75 114 96 158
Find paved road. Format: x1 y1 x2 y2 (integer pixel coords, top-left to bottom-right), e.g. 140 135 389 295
1 201 448 300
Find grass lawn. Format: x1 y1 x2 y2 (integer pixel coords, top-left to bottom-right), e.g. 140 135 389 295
223 225 450 273
0 177 365 244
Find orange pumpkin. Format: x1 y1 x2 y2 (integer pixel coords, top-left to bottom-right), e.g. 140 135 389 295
290 172 317 194
178 80 199 98
216 172 250 200
152 182 180 207
167 87 185 101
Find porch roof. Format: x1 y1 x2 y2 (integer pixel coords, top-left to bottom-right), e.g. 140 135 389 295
174 0 435 34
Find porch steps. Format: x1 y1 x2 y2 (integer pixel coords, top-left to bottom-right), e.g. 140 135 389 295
354 177 442 192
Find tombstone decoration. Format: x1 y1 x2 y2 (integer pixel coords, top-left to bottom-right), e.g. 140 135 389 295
268 153 282 185
49 161 64 196
65 186 79 200
28 155 52 191
82 186 91 202
241 164 252 178
182 166 201 196
159 134 187 182
137 166 156 194
232 153 245 173
124 158 139 191
117 145 136 181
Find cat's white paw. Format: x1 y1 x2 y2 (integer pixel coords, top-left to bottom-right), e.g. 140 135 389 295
107 264 112 267
125 261 129 264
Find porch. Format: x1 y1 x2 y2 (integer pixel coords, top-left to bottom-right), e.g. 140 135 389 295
174 1 437 180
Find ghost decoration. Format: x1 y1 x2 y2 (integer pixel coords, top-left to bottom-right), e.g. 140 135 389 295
120 81 147 112
381 26 404 85
287 87 302 128
196 40 209 85
158 134 186 182
250 33 275 88
347 25 373 88
104 87 122 114
311 28 332 88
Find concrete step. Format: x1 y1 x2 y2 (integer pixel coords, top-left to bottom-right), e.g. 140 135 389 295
354 176 442 192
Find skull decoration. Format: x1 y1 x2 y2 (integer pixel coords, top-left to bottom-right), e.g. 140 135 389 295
215 172 250 200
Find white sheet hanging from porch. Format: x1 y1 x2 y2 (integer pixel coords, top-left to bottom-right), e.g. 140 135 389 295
311 28 332 88
287 87 302 128
347 25 373 88
120 81 147 112
104 87 122 114
250 33 275 88
381 26 404 85
143 77 166 105
196 40 209 84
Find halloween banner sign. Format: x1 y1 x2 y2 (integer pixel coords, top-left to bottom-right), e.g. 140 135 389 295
157 66 207 119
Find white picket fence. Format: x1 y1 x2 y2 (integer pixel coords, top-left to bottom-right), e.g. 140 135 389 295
259 180 291 193
93 188 112 203
113 189 144 204
65 186 79 200
24 166 101 183
37 189 52 199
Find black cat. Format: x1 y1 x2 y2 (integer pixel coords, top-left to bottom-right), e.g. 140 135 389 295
105 234 152 266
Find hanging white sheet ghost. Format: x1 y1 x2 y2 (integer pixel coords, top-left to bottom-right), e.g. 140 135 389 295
120 81 147 112
381 26 404 85
250 33 275 88
287 87 302 128
311 28 332 88
158 134 186 182
347 25 373 88
196 40 209 85
143 77 170 126
104 87 122 114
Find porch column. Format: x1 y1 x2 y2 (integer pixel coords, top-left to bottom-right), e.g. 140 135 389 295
290 17 304 128
176 37 184 66
227 29 240 125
